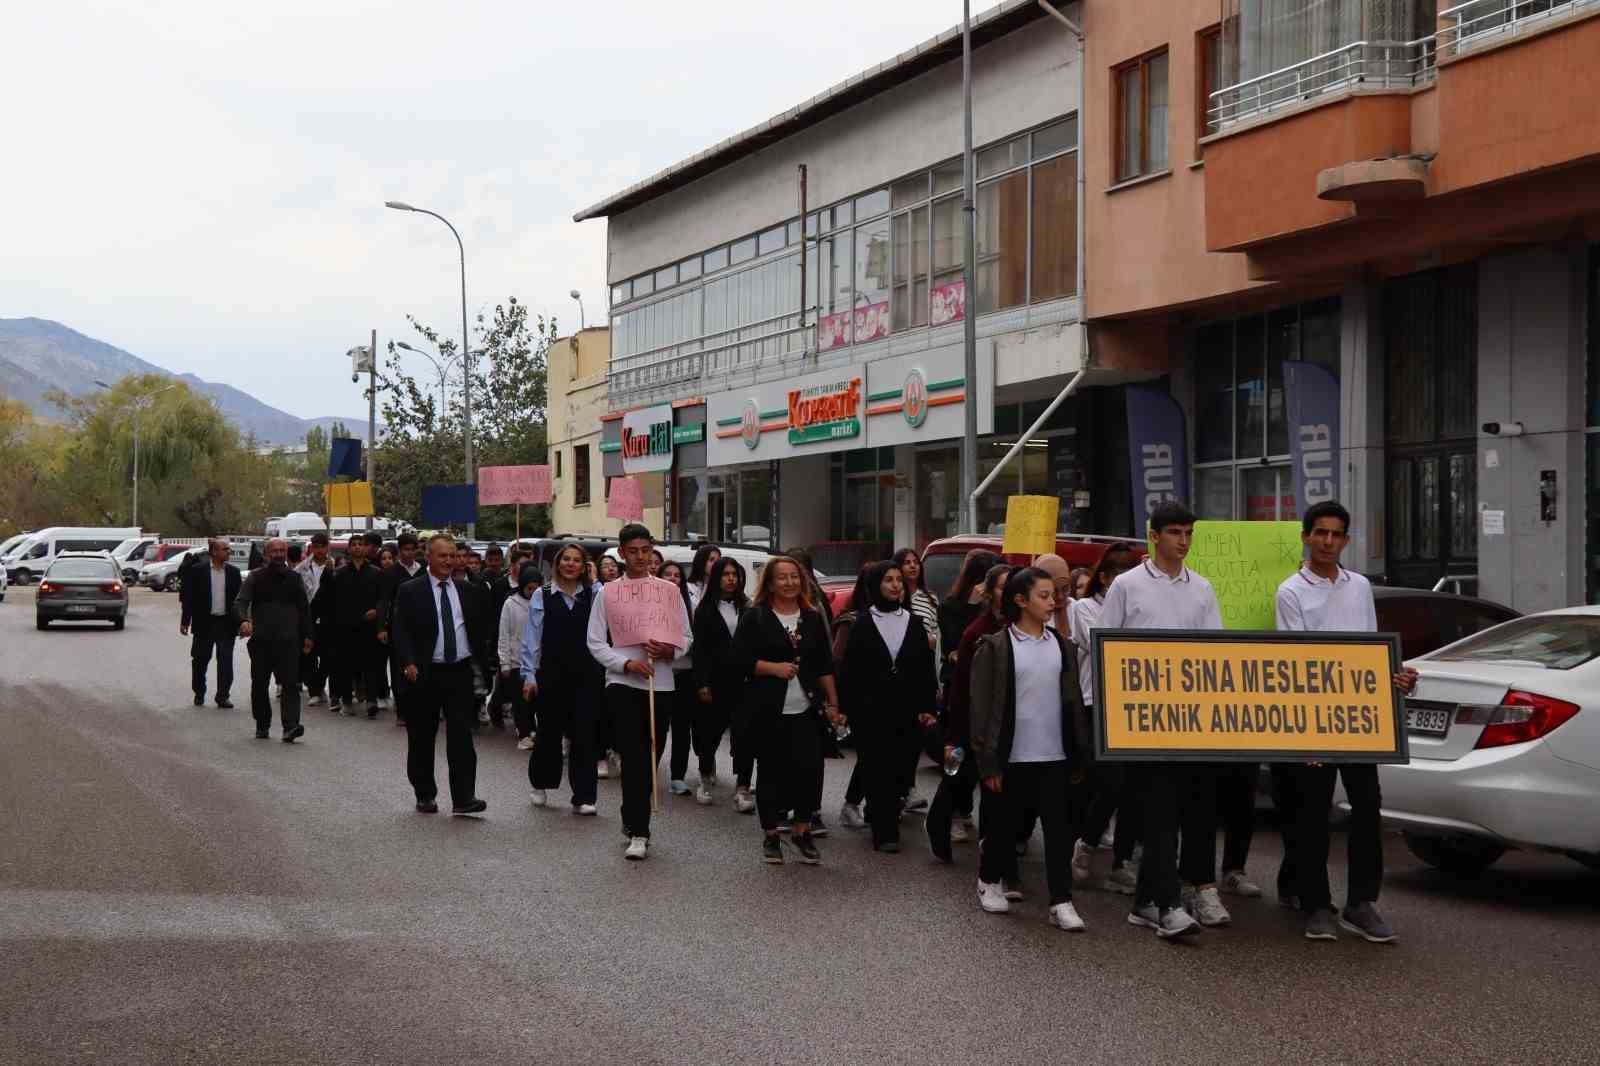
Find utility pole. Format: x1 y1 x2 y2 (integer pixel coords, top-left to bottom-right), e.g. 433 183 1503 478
960 0 979 533
368 327 377 533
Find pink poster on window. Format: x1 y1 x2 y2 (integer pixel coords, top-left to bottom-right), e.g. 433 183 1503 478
931 280 966 326
606 475 644 521
478 464 552 505
853 300 889 344
818 310 851 351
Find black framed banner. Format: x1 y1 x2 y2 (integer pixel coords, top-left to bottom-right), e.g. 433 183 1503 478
1092 629 1407 763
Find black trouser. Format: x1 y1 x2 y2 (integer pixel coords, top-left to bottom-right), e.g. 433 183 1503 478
694 691 733 783
756 712 823 833
977 778 1019 883
1172 762 1256 884
608 684 670 839
303 624 331 697
530 671 598 807
190 621 235 700
926 745 976 845
404 661 478 805
1219 762 1257 875
248 636 301 732
508 672 536 738
980 760 1075 904
858 717 914 846
1131 762 1184 911
730 705 756 789
1275 762 1383 913
668 671 698 782
330 626 382 706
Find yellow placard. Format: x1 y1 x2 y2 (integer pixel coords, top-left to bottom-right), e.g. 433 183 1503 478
323 481 375 518
1001 495 1058 557
1094 632 1406 763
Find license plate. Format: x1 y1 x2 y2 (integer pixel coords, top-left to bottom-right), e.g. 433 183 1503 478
1405 705 1452 736
65 605 96 614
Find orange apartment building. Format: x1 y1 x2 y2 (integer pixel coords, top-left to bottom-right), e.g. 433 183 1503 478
1083 0 1600 612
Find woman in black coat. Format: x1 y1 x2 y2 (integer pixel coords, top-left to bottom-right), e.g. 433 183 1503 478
690 556 748 809
732 556 839 864
837 559 938 852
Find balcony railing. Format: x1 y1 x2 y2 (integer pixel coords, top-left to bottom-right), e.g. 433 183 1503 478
1439 0 1598 52
1208 37 1437 130
607 310 810 401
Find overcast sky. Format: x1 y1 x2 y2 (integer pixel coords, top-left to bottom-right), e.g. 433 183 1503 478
3 1 969 421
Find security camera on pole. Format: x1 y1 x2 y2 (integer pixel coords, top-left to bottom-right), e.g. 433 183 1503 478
348 334 378 533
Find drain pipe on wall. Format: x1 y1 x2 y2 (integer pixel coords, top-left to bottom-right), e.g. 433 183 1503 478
966 1 1087 531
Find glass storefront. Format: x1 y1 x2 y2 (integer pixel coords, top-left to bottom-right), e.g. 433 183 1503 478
674 464 775 547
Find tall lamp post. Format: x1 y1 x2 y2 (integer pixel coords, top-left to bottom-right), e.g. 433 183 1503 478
385 200 475 537
94 379 180 530
569 289 586 330
395 340 460 419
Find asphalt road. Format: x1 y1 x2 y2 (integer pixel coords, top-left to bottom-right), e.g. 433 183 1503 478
3 586 1598 1066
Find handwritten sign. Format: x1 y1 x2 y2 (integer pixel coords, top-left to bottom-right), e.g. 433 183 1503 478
1001 495 1059 557
1093 630 1405 763
1185 521 1302 630
604 576 687 650
323 481 375 518
478 465 551 505
606 476 644 521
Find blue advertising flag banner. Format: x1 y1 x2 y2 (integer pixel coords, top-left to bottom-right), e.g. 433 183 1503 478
420 484 478 526
1124 386 1190 535
1284 360 1340 516
329 437 364 479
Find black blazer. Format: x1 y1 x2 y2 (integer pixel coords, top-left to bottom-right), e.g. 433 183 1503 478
691 598 745 694
390 573 491 680
732 604 833 722
837 609 937 733
376 563 425 632
180 562 242 633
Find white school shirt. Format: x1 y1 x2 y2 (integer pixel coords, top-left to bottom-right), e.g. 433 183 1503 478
297 558 328 602
1066 594 1103 706
585 575 693 691
869 607 910 660
774 608 810 715
208 564 227 616
1275 566 1377 634
1097 559 1224 632
430 577 471 664
718 600 739 634
1008 625 1065 762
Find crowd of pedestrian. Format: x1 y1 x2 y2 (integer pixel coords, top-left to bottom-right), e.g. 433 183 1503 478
182 498 1417 945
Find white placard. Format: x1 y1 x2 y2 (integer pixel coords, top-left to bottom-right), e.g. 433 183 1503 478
1481 509 1505 536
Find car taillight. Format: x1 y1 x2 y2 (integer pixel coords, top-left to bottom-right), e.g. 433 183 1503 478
103 582 123 594
37 581 57 594
1474 690 1581 750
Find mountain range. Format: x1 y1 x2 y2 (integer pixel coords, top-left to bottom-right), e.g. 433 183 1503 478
0 317 368 447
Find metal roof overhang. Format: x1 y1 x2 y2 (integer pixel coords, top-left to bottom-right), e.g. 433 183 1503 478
571 0 1047 223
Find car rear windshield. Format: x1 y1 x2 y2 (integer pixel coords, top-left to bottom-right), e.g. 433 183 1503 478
1428 615 1600 671
48 560 117 580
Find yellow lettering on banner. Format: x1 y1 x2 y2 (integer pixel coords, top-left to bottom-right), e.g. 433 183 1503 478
1001 495 1059 557
1099 637 1401 757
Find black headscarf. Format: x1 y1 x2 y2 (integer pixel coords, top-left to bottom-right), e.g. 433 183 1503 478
862 560 905 613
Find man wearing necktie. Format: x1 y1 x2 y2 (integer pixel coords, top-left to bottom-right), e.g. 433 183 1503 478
391 533 491 815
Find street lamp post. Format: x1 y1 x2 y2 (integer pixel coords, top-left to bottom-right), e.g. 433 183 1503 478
395 340 459 419
385 200 475 537
94 379 180 529
569 289 585 330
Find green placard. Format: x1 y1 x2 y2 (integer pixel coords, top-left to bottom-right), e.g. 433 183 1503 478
1185 521 1304 630
788 418 860 446
672 423 704 444
598 441 622 453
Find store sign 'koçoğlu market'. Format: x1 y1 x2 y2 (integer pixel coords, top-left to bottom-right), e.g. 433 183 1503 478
786 377 862 446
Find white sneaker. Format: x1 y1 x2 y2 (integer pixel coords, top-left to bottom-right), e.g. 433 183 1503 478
838 801 865 829
529 789 547 807
1126 903 1160 930
1190 885 1232 927
307 695 325 708
1100 816 1116 849
378 698 390 711
1158 907 1202 939
607 752 621 778
669 779 690 796
624 836 648 861
1221 869 1263 898
1048 902 1086 932
703 772 719 790
596 759 611 779
576 803 598 816
903 789 929 813
949 818 971 844
733 788 756 814
695 784 714 806
1071 839 1094 884
516 736 535 751
977 880 1011 914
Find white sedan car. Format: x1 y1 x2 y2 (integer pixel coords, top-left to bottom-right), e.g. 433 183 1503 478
1372 606 1600 875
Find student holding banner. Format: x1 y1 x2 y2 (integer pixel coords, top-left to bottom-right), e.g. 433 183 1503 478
1274 500 1418 944
584 524 693 861
1096 502 1220 939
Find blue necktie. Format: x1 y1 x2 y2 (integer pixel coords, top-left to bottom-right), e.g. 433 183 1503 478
439 581 457 662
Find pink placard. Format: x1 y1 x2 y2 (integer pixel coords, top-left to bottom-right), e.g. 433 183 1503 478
603 576 687 649
605 476 644 521
478 465 551 505
931 280 966 326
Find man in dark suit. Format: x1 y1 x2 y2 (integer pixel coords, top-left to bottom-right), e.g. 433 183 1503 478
391 532 491 815
377 531 425 727
237 537 314 742
320 531 384 717
179 538 242 708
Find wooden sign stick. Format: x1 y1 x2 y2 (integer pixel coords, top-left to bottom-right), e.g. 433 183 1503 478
647 671 660 813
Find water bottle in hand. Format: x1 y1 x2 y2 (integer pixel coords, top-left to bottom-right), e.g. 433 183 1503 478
943 745 964 776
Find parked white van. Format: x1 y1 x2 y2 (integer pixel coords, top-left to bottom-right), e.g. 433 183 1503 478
2 527 142 585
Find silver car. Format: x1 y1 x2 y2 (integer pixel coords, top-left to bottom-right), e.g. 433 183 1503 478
36 553 129 630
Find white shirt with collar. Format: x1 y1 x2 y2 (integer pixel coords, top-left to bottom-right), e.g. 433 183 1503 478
429 575 471 664
1066 594 1103 706
869 606 910 660
209 563 228 616
297 557 328 601
1097 558 1224 632
1008 624 1066 762
1275 565 1377 634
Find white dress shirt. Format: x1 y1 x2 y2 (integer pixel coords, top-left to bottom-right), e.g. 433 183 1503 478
869 606 909 660
209 564 227 616
296 558 328 602
717 600 739 634
431 577 471 664
1008 625 1065 763
1097 559 1224 632
1066 594 1103 706
1275 566 1377 633
585 575 693 691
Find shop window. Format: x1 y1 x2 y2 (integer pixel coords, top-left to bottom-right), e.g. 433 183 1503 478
1030 152 1078 302
1235 314 1266 460
675 473 707 540
1195 323 1234 463
1116 49 1169 182
854 219 891 343
1196 466 1234 520
574 445 590 506
976 171 1027 314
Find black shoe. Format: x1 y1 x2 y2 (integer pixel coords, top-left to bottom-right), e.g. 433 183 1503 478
366 705 379 720
415 799 439 814
451 798 488 816
193 694 205 707
254 728 269 739
762 834 784 864
282 724 304 743
809 812 830 838
216 697 233 709
791 832 822 865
